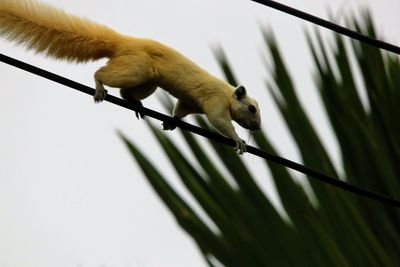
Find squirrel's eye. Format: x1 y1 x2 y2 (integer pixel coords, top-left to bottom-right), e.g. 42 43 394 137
248 105 256 114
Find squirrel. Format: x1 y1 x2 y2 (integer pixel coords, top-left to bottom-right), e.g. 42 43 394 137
0 0 261 154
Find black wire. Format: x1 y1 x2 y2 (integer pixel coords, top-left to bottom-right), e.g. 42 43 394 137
1 52 400 208
251 0 400 55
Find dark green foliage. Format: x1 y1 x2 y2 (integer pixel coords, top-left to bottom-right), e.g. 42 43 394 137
120 15 400 266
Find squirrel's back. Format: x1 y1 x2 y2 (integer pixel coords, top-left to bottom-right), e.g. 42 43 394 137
0 0 123 62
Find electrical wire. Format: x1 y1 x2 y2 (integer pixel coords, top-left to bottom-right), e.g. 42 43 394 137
251 0 400 55
1 53 400 208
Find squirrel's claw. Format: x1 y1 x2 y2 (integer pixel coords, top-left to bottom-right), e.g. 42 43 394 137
128 100 144 120
234 139 246 155
135 111 145 120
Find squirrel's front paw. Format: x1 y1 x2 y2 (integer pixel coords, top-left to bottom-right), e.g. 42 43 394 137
162 121 177 131
234 139 246 155
162 116 180 130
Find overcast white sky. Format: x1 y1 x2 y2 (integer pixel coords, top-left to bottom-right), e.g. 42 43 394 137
1 0 399 266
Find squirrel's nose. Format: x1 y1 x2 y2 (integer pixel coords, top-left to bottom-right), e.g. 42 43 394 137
249 122 261 131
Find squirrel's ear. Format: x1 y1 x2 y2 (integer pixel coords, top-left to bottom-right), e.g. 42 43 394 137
234 85 247 100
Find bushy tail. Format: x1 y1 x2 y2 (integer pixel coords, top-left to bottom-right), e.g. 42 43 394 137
0 0 123 62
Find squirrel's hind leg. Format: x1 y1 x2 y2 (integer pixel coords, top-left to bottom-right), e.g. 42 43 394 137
120 83 157 119
93 55 156 103
94 79 108 103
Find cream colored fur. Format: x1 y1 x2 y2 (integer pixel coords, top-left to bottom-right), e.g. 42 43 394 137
0 0 261 153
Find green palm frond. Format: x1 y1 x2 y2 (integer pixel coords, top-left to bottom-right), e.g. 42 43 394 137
121 14 400 266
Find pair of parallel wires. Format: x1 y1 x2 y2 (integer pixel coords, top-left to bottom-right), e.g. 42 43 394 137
1 0 400 207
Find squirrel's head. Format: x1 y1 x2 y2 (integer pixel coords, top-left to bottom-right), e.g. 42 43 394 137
230 85 261 131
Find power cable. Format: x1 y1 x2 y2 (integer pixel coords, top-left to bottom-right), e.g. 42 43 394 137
251 0 400 55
